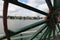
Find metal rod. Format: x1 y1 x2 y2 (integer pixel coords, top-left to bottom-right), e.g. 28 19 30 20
54 0 60 9
45 0 53 11
47 28 52 40
53 26 56 40
29 24 47 40
57 23 60 32
37 27 48 40
3 0 10 40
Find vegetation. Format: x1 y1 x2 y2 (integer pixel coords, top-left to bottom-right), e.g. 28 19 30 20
0 16 43 20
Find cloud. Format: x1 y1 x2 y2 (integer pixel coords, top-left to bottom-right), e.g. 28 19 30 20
27 0 36 7
37 3 49 17
8 3 30 16
38 3 49 13
26 0 49 17
0 0 4 16
0 0 49 17
8 0 39 16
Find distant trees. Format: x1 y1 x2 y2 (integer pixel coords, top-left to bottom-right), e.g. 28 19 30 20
7 16 15 19
0 16 44 20
0 16 3 18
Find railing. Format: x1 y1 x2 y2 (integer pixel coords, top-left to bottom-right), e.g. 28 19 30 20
1 0 60 40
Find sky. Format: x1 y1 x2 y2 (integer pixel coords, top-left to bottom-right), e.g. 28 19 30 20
0 0 50 17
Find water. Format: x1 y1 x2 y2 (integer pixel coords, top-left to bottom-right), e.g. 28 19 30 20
0 18 60 40
0 18 42 37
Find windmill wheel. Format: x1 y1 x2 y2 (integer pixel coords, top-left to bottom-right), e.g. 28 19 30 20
1 0 60 40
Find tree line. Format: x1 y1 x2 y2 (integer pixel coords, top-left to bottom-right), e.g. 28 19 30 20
0 16 43 20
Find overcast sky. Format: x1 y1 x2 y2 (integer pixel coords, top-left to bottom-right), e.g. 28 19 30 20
0 0 50 17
